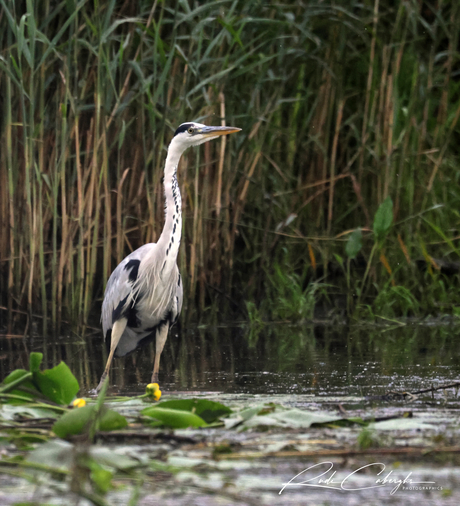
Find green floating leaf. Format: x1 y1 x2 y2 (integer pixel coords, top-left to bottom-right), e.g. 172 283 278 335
345 229 363 259
0 369 38 400
224 406 345 430
1 356 79 405
2 369 30 385
26 439 74 470
7 433 50 446
27 440 140 474
52 406 94 438
97 407 128 432
34 361 79 405
152 398 232 423
250 409 342 429
369 418 437 431
239 405 267 421
142 407 207 429
90 447 142 470
0 404 59 421
52 405 127 438
373 196 393 242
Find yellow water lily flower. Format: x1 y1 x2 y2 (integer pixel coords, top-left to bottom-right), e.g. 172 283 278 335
72 398 86 408
146 383 162 401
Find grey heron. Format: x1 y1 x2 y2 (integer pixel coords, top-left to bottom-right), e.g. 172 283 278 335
95 122 241 392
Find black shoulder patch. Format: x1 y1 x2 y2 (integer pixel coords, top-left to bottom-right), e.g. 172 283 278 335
124 259 140 283
112 295 129 323
174 123 194 137
112 293 140 329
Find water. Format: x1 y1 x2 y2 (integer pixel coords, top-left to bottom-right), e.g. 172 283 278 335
1 320 460 506
1 320 459 398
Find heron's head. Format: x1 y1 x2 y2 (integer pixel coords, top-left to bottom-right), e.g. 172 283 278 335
172 122 241 149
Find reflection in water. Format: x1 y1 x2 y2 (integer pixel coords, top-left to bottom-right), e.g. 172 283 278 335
0 322 459 397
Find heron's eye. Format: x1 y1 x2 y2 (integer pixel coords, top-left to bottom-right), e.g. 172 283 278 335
187 127 194 134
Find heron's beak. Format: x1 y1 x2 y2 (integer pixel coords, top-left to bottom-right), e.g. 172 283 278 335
198 125 242 137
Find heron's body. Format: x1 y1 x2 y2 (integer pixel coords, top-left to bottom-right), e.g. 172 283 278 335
95 122 240 392
101 243 182 358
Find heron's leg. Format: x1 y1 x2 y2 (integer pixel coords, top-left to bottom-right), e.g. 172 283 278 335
96 318 127 392
151 322 169 384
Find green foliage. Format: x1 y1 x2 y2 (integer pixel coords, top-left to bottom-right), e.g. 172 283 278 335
225 405 346 430
357 427 382 450
52 405 127 439
2 0 460 326
154 398 232 423
0 403 60 421
142 406 208 429
262 264 319 322
245 300 265 348
34 362 79 405
29 353 42 373
0 369 37 401
0 352 79 405
345 229 363 260
373 285 420 318
90 467 114 495
141 398 232 428
24 439 141 502
373 197 394 243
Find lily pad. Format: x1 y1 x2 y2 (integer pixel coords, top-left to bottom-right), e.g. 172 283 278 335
227 406 344 430
1 354 80 405
369 418 437 431
52 405 127 438
34 361 79 405
90 447 142 470
1 369 38 401
0 404 59 421
26 439 142 472
154 398 232 423
142 406 208 428
26 439 74 470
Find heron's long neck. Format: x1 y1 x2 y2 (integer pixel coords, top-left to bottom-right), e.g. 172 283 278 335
157 142 183 276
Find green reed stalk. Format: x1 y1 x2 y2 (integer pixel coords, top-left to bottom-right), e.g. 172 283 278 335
57 101 68 330
83 83 102 324
37 34 48 336
5 65 15 328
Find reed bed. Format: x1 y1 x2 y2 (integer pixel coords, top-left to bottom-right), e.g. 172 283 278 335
1 0 460 332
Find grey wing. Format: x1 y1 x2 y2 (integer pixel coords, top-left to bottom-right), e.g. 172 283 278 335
101 243 157 340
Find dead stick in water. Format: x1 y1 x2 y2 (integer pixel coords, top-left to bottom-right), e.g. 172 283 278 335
215 446 460 460
385 381 460 399
410 381 460 395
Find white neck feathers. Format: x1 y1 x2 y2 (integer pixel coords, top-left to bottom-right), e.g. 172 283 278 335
157 138 184 276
